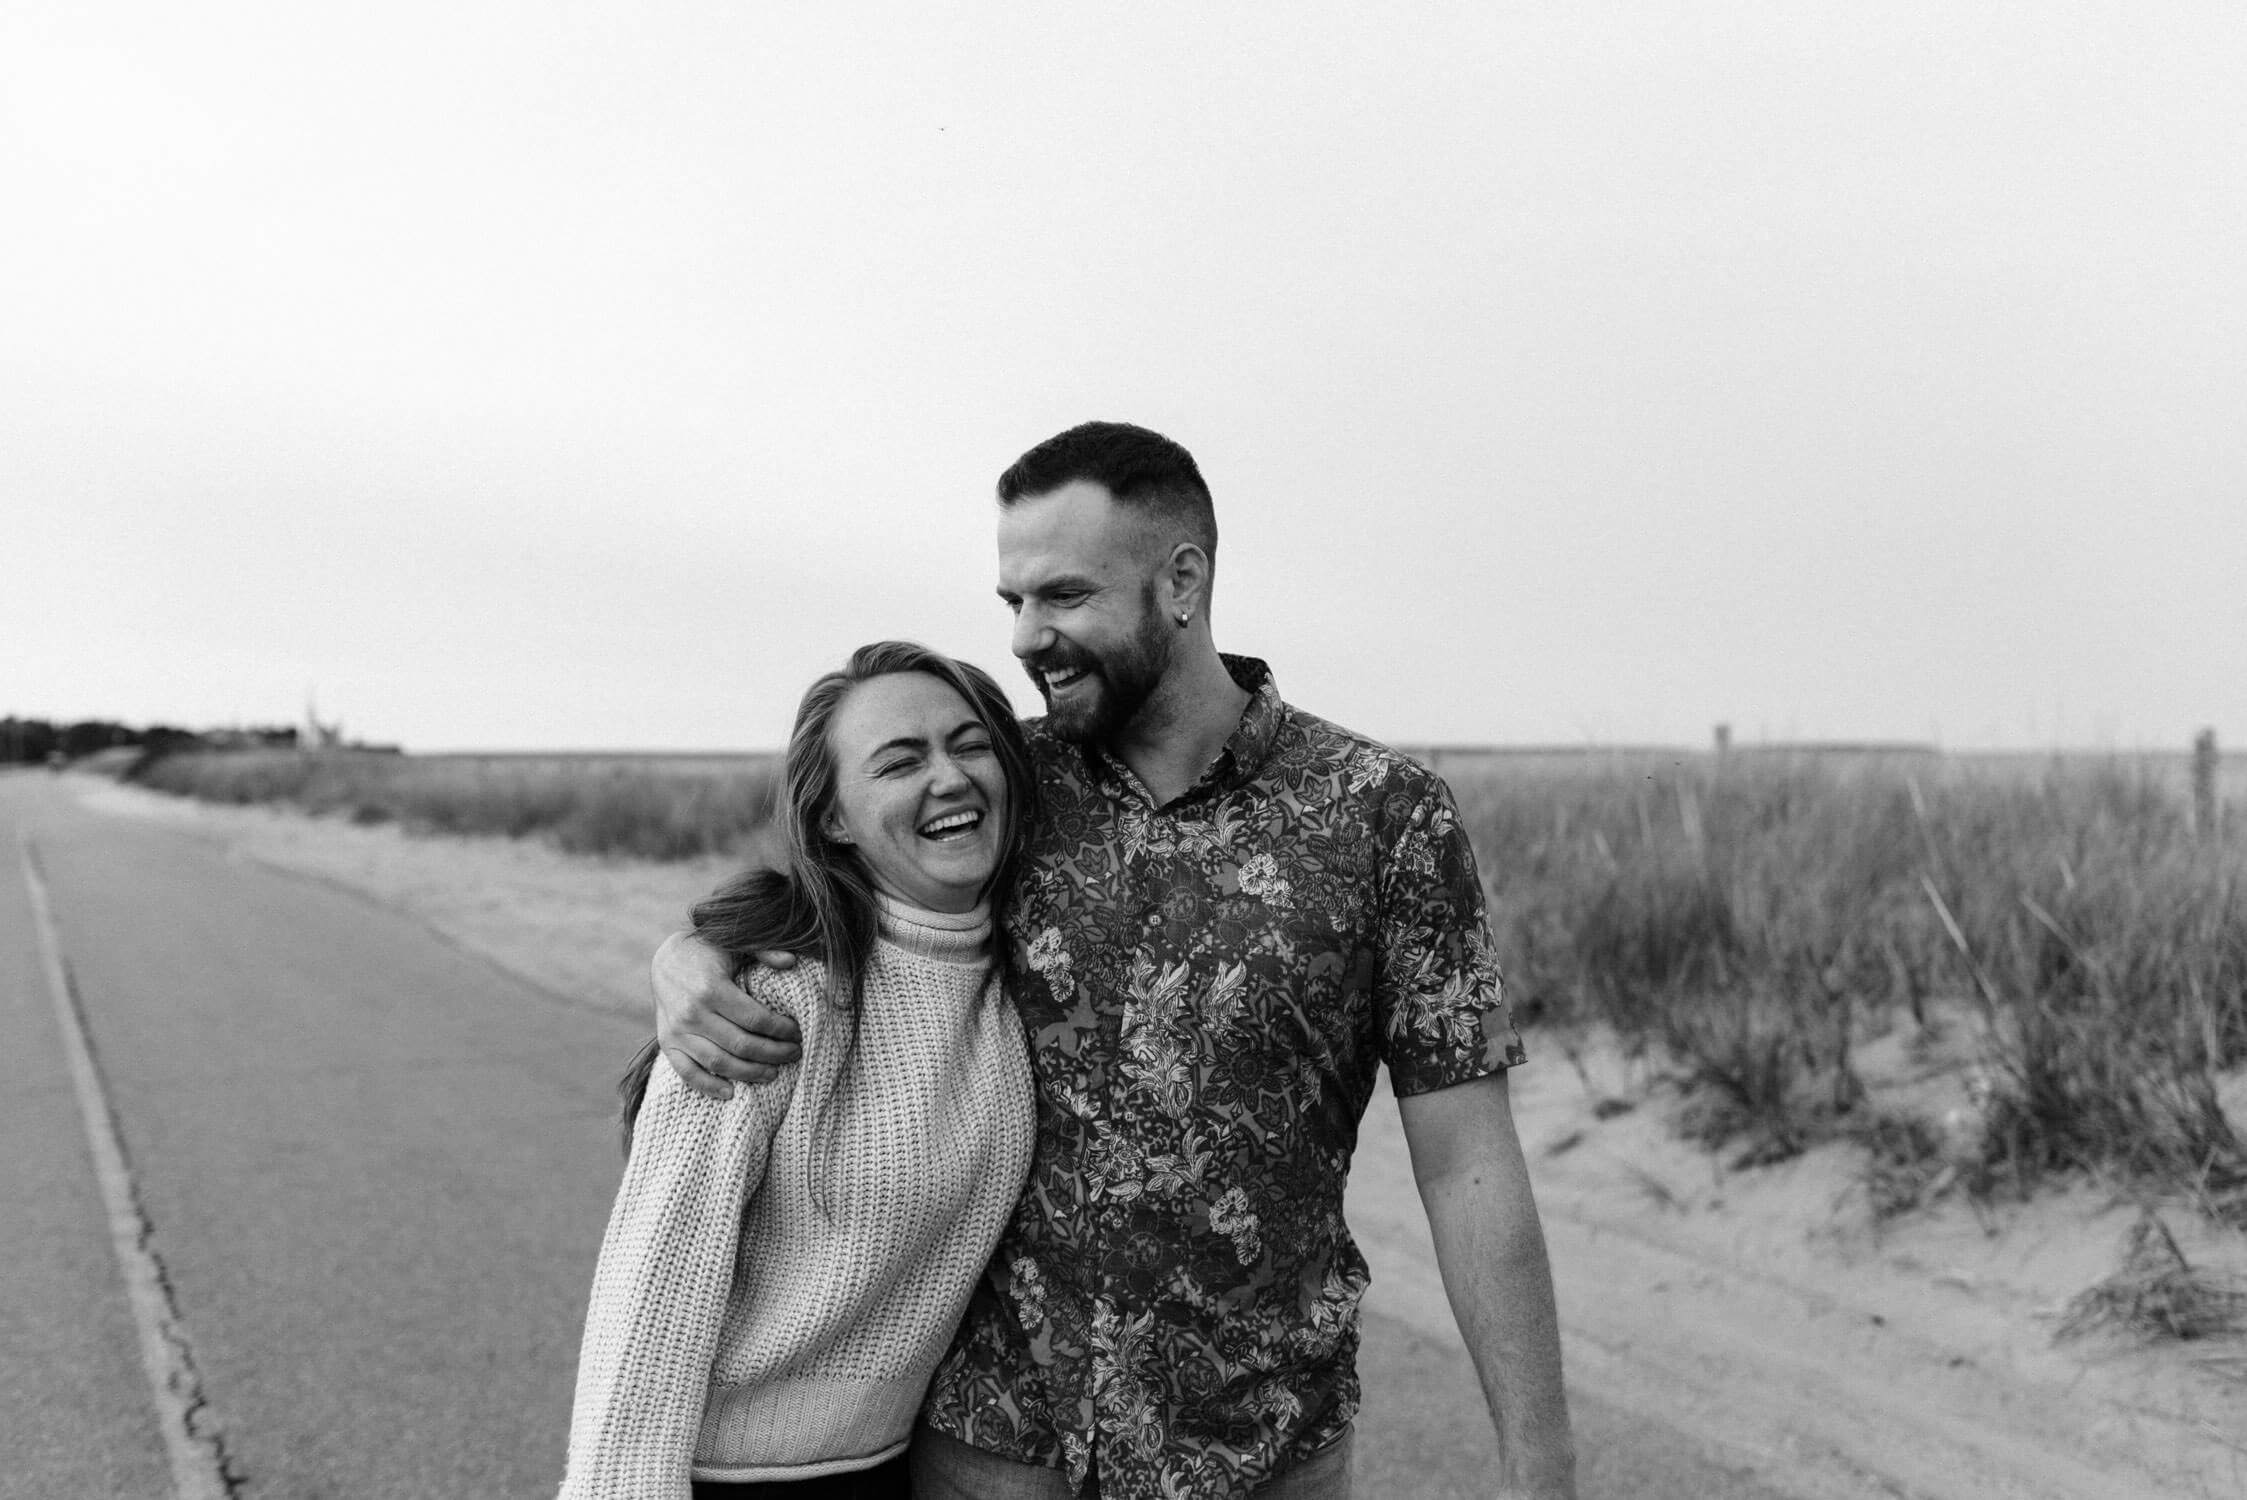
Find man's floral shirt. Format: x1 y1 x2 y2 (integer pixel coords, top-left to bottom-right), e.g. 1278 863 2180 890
921 657 1525 1498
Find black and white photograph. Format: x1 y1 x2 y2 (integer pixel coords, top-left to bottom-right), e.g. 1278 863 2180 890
3 4 2242 1497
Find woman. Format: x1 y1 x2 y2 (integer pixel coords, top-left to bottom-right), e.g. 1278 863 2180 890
561 642 1037 1500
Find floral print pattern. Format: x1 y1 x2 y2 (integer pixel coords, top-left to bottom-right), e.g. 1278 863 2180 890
922 657 1524 1497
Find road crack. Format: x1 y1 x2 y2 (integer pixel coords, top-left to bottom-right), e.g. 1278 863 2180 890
22 837 247 1499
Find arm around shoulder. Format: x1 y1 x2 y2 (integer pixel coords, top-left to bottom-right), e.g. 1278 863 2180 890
651 928 804 1097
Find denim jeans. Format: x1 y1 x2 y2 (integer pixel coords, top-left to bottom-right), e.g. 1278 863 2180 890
909 1423 1354 1499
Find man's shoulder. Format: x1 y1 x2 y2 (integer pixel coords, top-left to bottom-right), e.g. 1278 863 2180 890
1269 699 1447 807
1023 716 1085 780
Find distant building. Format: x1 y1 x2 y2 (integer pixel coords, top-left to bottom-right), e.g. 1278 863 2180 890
304 693 344 750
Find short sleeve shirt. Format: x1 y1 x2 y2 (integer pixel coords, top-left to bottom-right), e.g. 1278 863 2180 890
921 657 1525 1498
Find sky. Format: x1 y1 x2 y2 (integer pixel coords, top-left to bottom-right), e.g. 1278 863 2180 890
3 2 2241 752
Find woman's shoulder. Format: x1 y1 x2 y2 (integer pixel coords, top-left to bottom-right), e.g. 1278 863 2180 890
742 955 829 1030
633 961 829 1134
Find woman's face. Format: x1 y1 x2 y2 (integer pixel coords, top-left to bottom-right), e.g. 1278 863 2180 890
824 672 1010 914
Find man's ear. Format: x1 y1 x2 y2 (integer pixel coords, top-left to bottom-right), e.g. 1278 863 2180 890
1164 541 1211 623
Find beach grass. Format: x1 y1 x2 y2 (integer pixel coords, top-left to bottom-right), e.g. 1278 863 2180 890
130 748 780 862
1453 749 2247 1223
129 741 2246 1222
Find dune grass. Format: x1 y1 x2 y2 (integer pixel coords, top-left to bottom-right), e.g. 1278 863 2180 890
130 749 780 861
130 741 2246 1223
1453 750 2247 1224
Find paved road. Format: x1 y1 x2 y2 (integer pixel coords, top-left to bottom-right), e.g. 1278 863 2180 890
1 774 1795 1498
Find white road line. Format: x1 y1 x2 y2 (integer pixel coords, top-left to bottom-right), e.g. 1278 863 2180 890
20 838 240 1500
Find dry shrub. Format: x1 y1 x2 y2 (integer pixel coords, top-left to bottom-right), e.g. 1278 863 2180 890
1844 1108 1950 1219
2058 1210 2247 1345
1666 983 1820 1166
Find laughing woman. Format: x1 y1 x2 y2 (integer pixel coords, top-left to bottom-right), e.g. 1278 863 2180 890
561 642 1036 1500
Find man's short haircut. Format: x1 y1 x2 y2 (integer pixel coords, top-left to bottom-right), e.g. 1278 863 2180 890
997 421 1217 563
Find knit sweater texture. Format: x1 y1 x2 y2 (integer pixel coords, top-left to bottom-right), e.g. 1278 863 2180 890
560 897 1034 1498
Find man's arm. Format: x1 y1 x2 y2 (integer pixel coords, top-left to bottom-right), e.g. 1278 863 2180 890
649 931 802 1100
1397 1070 1577 1500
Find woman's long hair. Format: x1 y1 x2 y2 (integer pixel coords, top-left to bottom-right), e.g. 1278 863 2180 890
617 642 1034 1161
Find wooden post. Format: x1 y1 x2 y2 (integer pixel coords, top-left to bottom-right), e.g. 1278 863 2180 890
1713 723 1732 757
2193 729 2219 839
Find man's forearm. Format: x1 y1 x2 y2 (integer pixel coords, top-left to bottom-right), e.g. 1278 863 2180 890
1419 1165 1576 1496
1401 1072 1576 1498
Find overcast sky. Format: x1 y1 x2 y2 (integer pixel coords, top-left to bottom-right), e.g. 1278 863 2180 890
4 2 2240 752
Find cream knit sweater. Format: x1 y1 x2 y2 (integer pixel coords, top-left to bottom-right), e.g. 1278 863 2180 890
560 897 1033 1498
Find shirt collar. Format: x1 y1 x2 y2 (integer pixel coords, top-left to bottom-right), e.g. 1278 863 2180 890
1085 653 1283 808
1210 653 1283 789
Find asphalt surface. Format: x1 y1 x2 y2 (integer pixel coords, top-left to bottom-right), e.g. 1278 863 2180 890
1 773 1797 1498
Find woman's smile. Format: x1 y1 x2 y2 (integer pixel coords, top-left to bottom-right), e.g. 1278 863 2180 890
919 808 985 839
827 673 1010 913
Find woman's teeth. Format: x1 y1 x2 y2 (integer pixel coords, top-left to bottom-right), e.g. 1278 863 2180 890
919 810 983 838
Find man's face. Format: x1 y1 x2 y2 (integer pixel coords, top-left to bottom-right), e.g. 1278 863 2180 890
996 480 1174 745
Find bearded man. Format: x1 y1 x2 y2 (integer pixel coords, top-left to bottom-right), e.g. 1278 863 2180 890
651 422 1576 1499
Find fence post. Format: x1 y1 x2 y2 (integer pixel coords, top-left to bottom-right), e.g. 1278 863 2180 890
1713 723 1731 757
2192 729 2219 839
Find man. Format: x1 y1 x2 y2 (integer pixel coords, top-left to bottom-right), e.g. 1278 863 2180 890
652 422 1575 1498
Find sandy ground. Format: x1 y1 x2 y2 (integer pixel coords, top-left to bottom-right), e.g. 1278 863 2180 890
76 777 2247 1497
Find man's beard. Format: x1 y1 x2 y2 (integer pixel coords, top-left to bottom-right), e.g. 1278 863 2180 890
1026 597 1172 745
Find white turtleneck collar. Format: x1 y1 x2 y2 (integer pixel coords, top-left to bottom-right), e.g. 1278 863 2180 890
874 893 993 967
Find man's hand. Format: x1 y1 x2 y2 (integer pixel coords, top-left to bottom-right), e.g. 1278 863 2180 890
1398 1070 1577 1499
650 930 803 1099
